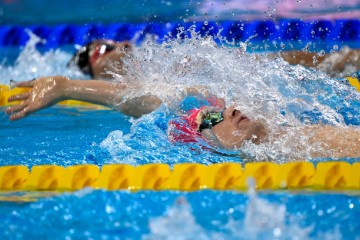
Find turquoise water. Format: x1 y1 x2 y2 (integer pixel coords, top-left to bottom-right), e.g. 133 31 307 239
1 1 360 238
0 33 360 238
1 190 360 239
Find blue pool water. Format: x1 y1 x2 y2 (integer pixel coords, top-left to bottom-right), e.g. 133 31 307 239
1 190 360 239
0 36 360 238
1 1 360 239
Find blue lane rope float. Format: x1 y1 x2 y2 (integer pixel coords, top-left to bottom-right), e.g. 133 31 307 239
0 162 360 191
0 20 359 48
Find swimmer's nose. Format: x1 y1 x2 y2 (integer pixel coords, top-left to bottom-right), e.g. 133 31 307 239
224 106 238 119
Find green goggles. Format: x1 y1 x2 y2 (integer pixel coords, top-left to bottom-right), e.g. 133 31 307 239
199 111 224 132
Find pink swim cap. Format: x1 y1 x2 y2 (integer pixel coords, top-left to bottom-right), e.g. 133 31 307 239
168 107 205 143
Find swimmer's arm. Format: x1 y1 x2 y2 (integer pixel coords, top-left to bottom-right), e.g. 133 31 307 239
277 51 327 68
6 76 162 120
271 49 360 74
65 78 126 106
65 78 162 117
303 125 360 158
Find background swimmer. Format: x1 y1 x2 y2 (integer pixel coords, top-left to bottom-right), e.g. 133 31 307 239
67 39 360 79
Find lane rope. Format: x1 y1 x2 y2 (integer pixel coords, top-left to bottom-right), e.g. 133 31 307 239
0 162 359 191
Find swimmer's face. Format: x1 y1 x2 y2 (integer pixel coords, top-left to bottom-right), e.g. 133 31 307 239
210 107 267 149
69 40 131 79
90 41 131 78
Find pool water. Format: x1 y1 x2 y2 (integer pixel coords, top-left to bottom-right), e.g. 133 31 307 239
0 33 360 239
1 3 360 237
0 108 131 167
1 189 359 239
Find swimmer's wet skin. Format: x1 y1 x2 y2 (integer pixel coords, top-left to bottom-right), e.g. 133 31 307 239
4 76 360 159
5 76 162 120
181 106 267 148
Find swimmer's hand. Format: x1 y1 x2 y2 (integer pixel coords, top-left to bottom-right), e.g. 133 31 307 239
6 76 162 120
6 76 69 121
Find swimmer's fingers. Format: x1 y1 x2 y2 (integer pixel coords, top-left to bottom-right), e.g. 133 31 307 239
7 92 30 102
5 101 28 115
8 106 32 121
15 78 36 88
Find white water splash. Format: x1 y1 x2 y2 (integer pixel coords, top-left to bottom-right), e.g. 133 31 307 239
107 29 358 161
144 190 308 239
1 29 359 161
0 30 85 84
144 197 209 240
144 179 344 239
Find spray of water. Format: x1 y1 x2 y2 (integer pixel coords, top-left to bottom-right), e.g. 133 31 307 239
143 177 346 239
1 29 359 162
105 28 359 162
0 30 85 83
144 184 314 240
144 196 210 240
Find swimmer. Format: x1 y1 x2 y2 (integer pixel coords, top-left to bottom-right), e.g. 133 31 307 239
5 76 360 159
68 39 132 79
67 39 360 79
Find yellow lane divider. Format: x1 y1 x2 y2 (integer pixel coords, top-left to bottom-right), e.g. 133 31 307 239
0 162 359 191
345 76 360 92
0 85 108 109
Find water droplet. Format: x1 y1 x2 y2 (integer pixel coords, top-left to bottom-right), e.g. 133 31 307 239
318 50 325 57
312 55 318 65
317 210 323 216
273 227 282 237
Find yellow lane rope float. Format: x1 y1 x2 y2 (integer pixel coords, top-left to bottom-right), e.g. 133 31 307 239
345 76 360 91
0 162 359 191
